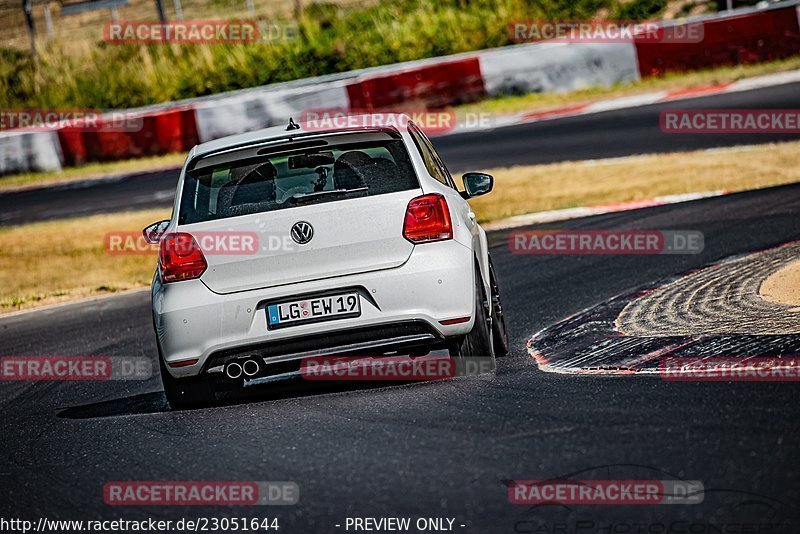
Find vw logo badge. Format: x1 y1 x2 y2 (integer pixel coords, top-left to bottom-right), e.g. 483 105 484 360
291 221 314 244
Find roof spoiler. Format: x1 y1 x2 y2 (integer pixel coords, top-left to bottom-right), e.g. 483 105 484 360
186 127 401 172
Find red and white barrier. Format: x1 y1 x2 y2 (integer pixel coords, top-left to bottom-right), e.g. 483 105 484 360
455 68 800 135
56 106 197 166
1 1 798 176
346 56 486 110
635 4 800 76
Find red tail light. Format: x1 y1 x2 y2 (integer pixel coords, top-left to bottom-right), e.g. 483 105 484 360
159 233 207 283
403 193 453 243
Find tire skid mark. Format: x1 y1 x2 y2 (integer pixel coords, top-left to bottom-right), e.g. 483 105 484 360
528 241 800 375
618 242 800 336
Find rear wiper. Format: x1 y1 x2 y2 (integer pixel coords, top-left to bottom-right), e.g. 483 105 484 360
290 187 368 203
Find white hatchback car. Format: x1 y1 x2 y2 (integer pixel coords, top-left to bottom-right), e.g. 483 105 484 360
145 115 508 408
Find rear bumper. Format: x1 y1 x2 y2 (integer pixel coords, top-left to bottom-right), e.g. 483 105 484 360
153 240 476 378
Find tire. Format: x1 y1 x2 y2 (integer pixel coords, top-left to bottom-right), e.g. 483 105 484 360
489 256 509 357
449 266 495 362
159 353 214 410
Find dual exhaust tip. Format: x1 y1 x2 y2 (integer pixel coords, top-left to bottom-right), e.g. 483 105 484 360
225 357 261 379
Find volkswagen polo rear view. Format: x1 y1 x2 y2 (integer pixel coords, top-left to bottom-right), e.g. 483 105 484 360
145 115 508 408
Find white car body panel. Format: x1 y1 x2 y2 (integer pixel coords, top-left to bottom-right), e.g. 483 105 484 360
154 239 476 378
194 190 419 294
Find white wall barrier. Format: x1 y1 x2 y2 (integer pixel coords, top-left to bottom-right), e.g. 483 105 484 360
0 131 63 175
478 41 640 97
194 81 350 142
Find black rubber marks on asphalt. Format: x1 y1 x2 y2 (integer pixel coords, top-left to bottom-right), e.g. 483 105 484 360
528 241 800 374
617 241 800 336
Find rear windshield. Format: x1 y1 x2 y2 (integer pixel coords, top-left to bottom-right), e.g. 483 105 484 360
178 137 419 224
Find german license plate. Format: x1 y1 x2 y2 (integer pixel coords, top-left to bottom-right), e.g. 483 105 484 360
267 292 361 329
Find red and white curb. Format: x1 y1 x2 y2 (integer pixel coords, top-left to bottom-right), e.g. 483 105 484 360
483 190 727 231
444 69 800 136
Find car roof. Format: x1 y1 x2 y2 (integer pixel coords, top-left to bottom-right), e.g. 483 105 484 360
192 113 410 160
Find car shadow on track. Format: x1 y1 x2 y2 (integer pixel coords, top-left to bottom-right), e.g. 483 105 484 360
55 377 438 419
57 391 169 418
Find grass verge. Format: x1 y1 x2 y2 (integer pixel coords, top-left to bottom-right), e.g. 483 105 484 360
466 141 800 222
2 141 798 315
0 209 168 312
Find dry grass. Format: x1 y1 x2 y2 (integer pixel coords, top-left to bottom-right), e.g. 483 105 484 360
0 208 169 312
466 141 800 222
2 141 799 314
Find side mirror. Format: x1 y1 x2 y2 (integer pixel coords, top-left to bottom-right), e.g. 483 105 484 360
142 220 170 244
461 172 494 198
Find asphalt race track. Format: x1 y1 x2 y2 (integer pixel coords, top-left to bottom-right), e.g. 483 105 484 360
2 81 799 226
3 180 800 529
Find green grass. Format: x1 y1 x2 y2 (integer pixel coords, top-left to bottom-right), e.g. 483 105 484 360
3 0 646 110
